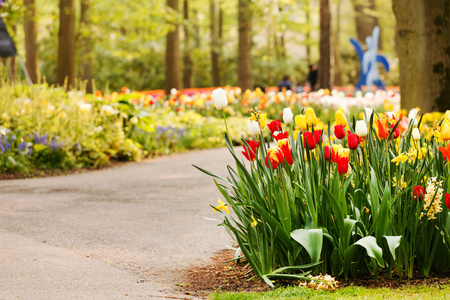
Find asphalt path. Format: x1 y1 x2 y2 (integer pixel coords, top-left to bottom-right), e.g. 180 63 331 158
0 147 238 299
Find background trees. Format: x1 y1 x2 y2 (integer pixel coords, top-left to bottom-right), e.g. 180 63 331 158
0 0 448 110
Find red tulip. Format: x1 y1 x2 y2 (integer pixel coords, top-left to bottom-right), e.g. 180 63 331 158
439 144 450 161
446 193 450 210
314 129 323 144
265 146 284 169
324 145 331 161
413 186 425 200
273 131 289 141
336 148 350 175
348 133 359 150
334 124 346 140
277 138 293 165
267 120 282 134
241 140 260 162
303 131 316 150
336 155 349 174
390 124 400 139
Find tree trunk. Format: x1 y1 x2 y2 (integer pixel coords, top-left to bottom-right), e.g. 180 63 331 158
424 0 450 111
56 0 76 88
165 0 182 94
210 0 220 87
351 0 382 49
183 0 193 88
238 0 253 90
24 0 39 84
79 0 93 92
333 0 342 86
319 0 331 89
392 0 450 112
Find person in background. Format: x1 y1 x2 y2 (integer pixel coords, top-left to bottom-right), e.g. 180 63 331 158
306 64 318 91
278 75 292 91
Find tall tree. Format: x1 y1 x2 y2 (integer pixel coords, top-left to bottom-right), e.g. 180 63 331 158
56 0 76 88
392 0 450 112
333 0 342 86
210 0 220 86
165 0 182 94
237 0 253 90
183 0 193 88
24 0 38 83
319 0 331 89
79 0 93 92
351 0 382 48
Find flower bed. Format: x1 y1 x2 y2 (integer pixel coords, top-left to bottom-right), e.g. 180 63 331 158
198 88 450 286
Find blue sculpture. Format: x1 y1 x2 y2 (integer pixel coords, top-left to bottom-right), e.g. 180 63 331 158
350 26 389 90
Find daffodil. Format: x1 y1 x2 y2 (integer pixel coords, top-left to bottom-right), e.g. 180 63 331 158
214 199 230 214
250 215 257 227
392 176 407 188
391 154 409 166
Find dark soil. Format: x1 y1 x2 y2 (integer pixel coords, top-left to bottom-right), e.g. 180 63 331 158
178 249 450 298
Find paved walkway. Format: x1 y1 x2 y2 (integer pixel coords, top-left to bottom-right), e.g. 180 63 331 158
0 148 236 299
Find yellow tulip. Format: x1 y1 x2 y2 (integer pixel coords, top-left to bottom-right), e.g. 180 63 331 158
445 110 450 122
295 114 307 131
305 107 318 127
335 110 348 127
441 119 450 141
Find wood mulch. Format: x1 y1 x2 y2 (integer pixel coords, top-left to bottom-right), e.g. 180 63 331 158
177 249 450 298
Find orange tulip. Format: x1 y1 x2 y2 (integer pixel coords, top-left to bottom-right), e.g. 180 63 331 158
376 118 389 139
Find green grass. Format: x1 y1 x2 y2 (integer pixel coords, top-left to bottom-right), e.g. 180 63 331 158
209 285 450 300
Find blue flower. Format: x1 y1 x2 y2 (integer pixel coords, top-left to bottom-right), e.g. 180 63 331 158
18 141 27 152
5 141 11 152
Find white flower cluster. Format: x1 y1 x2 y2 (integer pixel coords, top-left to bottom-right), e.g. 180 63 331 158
422 177 443 220
300 274 339 291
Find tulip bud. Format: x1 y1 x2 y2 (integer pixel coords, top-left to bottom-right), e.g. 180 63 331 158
305 107 318 127
247 118 261 136
212 88 228 110
334 124 346 140
441 120 450 141
324 145 331 161
303 132 316 150
348 133 359 150
295 114 307 131
355 120 368 137
259 113 267 129
283 107 294 125
413 186 425 200
445 110 450 122
364 108 374 124
335 110 348 127
446 193 450 210
412 128 421 141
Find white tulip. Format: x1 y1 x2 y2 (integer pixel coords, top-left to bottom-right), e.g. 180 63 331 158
283 107 293 124
412 128 421 141
170 88 177 96
247 118 261 136
408 108 419 126
212 88 228 110
355 120 368 137
364 108 374 124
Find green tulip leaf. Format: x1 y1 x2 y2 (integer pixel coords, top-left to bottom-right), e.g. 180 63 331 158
383 235 402 260
355 236 384 267
291 228 323 263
